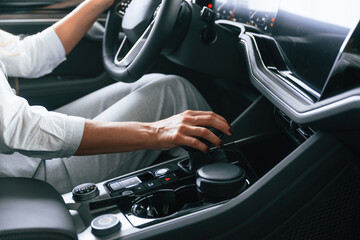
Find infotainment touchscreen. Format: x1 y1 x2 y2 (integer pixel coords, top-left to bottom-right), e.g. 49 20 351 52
272 0 360 93
214 0 360 95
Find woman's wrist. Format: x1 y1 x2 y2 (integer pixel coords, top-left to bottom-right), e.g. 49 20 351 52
88 0 114 10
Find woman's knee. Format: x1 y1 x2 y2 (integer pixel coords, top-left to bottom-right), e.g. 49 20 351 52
149 74 195 90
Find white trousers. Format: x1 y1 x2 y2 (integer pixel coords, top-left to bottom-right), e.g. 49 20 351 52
0 74 210 193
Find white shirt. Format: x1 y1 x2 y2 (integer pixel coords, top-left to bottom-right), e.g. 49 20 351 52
0 27 85 159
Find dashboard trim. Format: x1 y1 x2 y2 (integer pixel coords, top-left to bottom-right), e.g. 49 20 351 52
242 32 360 125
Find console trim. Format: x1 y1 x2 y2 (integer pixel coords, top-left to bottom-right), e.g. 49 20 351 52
242 32 360 126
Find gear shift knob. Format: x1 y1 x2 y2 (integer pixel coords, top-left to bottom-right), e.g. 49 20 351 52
182 128 224 172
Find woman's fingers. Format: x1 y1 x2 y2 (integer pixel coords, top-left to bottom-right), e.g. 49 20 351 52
180 125 223 148
150 110 233 152
182 110 229 126
180 111 233 136
181 135 209 153
187 115 232 136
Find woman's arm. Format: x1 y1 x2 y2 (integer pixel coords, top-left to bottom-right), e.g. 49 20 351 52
75 110 233 155
0 0 114 78
53 0 114 54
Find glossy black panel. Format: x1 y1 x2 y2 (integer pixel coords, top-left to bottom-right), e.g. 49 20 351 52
214 0 359 96
272 10 352 93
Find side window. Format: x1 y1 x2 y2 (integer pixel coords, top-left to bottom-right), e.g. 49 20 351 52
0 0 78 14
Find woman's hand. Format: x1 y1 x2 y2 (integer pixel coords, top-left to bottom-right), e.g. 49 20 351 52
147 110 233 153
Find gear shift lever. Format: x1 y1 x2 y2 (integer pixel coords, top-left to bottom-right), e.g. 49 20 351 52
182 128 224 172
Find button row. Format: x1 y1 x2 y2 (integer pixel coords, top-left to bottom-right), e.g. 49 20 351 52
118 0 132 15
109 176 141 191
109 173 178 193
74 184 97 194
159 173 177 184
154 168 170 177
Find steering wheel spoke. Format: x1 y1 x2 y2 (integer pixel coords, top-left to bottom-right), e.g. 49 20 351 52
103 0 183 82
115 20 155 67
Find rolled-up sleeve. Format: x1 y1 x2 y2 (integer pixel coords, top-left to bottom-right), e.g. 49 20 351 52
0 27 66 78
0 72 85 159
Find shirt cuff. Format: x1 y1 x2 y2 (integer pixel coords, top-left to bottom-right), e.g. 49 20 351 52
60 116 85 158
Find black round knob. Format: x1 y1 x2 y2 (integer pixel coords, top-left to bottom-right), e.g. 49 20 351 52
72 183 99 201
196 163 247 201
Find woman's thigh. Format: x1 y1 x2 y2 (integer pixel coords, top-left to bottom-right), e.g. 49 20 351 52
55 73 167 119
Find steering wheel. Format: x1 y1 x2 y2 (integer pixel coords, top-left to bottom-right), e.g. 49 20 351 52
103 0 183 82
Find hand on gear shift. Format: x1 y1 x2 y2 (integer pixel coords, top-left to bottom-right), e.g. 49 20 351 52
182 127 225 172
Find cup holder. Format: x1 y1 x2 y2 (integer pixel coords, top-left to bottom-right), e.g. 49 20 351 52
131 185 198 219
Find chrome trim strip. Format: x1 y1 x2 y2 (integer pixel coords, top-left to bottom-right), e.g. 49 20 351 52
247 33 314 104
114 19 154 67
281 70 321 99
270 69 315 103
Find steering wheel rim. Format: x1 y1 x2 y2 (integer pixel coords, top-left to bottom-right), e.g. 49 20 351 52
103 0 183 82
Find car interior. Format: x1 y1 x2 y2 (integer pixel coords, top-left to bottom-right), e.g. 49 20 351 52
0 0 360 239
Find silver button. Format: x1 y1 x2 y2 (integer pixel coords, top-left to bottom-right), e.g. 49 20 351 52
154 168 170 177
121 177 141 188
109 181 123 191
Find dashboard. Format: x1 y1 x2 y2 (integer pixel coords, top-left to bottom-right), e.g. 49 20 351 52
113 0 359 125
197 0 360 100
191 0 360 127
1 1 359 240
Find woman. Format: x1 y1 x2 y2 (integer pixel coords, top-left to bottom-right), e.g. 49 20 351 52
0 0 232 193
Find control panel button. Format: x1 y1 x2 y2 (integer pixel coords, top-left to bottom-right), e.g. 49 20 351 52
144 179 161 189
109 181 124 191
91 214 121 236
130 184 146 193
159 173 178 184
118 0 132 15
154 168 170 177
121 177 141 188
122 190 134 196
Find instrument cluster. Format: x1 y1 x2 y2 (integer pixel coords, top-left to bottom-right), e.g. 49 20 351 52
211 0 278 33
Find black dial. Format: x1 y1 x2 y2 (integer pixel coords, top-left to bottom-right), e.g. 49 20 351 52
72 183 99 201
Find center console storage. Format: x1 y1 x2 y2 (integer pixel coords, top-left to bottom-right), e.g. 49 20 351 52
88 146 258 229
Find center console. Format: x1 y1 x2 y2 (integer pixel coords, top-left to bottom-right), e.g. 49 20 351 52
99 146 256 227
58 95 360 240
1 98 357 240
62 97 304 239
64 141 260 238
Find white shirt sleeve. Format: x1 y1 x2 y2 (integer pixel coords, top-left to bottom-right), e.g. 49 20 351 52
0 27 66 78
0 71 85 159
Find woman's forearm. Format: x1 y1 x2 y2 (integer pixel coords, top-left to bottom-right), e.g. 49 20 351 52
53 0 114 55
74 120 154 155
74 111 233 155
